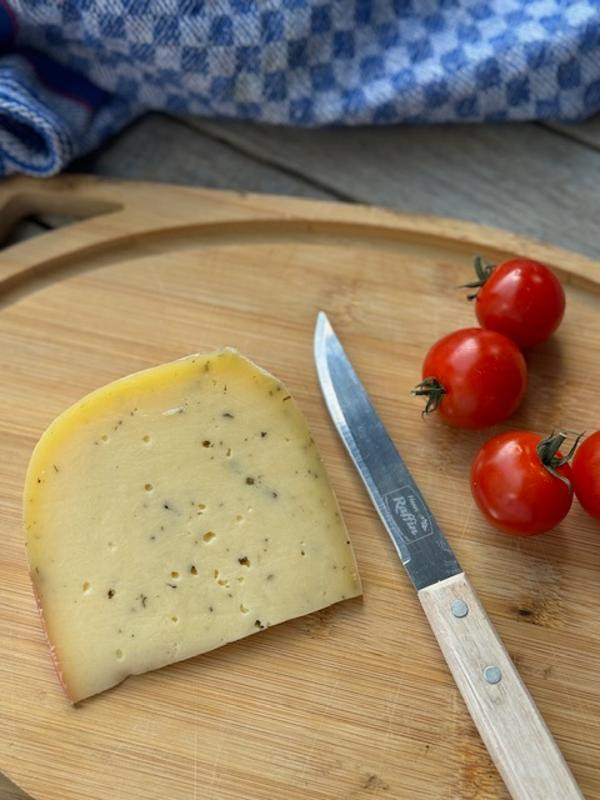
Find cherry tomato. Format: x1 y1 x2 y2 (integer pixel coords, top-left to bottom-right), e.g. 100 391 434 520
468 257 565 348
413 328 527 428
571 431 600 520
470 431 574 536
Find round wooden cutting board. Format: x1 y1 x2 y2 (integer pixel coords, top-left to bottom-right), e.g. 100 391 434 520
1 175 599 800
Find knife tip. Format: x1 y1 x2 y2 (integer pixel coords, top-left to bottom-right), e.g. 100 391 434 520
314 311 328 365
315 309 329 330
314 310 330 345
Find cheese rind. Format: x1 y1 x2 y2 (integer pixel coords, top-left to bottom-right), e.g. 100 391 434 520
24 349 361 701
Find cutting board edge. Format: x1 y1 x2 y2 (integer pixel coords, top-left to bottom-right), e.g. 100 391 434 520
0 175 598 294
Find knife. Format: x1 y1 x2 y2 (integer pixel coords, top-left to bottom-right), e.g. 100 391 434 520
314 312 583 800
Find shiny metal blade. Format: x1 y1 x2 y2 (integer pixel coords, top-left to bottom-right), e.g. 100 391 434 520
314 312 461 591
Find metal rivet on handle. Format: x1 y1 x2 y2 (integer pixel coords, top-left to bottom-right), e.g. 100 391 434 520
451 598 469 618
484 665 502 685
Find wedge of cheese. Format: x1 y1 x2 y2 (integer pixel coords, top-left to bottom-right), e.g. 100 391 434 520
24 349 361 702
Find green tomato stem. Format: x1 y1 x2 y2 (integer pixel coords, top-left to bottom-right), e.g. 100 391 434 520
410 377 447 417
536 430 584 488
460 255 496 300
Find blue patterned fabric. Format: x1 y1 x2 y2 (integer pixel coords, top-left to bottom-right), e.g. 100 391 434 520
1 0 599 176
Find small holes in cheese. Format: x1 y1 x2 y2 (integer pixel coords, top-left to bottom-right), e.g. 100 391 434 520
163 407 184 417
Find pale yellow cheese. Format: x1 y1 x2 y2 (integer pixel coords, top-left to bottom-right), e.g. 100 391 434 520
24 349 361 702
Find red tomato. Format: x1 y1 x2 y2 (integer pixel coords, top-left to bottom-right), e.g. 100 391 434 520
413 328 527 428
470 258 565 348
571 431 600 520
470 431 573 536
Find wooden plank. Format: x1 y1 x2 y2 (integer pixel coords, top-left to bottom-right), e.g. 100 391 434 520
190 118 600 260
75 114 332 200
0 774 29 800
545 115 600 150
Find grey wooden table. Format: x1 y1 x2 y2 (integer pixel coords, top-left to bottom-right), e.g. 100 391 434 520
1 112 599 800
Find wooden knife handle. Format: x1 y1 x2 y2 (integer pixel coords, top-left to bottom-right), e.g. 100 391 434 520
418 573 583 800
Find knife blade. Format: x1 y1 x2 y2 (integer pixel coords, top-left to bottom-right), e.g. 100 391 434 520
314 311 583 800
313 311 461 591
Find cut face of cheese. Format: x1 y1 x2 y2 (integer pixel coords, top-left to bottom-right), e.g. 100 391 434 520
24 349 361 702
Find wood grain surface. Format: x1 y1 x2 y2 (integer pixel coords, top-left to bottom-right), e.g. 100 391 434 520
1 175 600 800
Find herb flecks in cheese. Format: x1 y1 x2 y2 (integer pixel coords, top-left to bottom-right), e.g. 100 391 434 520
24 348 361 702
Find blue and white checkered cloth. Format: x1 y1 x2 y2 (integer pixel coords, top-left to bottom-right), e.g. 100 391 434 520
1 0 599 177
